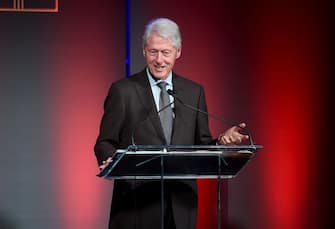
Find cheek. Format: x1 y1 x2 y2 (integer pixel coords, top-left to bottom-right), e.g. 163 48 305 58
165 58 176 67
144 55 150 61
145 57 155 65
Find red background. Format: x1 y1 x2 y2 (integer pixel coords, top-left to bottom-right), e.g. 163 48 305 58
0 1 332 228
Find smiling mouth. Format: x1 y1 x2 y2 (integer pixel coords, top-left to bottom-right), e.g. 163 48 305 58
154 64 165 70
154 64 165 68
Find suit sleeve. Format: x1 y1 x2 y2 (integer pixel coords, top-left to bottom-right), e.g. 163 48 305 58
94 83 126 165
195 86 216 145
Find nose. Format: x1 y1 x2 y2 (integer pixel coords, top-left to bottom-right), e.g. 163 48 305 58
155 51 164 63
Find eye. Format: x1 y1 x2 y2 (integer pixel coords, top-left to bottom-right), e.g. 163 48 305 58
161 50 172 57
147 49 159 56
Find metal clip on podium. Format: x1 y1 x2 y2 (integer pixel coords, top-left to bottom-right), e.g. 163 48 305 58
97 144 262 229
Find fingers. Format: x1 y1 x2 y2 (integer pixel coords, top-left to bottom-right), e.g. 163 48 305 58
218 133 227 144
242 134 249 140
228 135 242 144
99 157 113 170
217 122 249 145
221 135 231 144
218 134 240 144
238 122 246 129
218 132 249 145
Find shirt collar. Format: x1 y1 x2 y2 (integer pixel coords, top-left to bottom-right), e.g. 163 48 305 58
146 67 173 87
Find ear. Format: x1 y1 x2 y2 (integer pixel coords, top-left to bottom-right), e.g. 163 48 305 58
143 49 146 57
176 48 182 59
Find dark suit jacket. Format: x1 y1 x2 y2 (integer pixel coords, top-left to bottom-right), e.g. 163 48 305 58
94 69 214 229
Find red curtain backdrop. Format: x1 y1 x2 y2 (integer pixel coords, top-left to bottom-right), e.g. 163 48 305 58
49 1 125 228
0 1 331 229
246 5 330 229
130 1 331 228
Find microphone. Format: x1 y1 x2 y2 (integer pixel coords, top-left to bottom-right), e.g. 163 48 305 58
167 89 255 146
130 101 174 146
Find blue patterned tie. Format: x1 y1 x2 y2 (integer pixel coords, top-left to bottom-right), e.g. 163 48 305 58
157 81 173 144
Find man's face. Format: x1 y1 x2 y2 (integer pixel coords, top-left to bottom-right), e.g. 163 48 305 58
143 33 181 80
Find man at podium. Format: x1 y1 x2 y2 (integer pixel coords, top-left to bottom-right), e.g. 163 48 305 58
94 18 249 229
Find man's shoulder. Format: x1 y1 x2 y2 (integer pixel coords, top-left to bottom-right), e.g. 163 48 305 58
110 69 146 88
173 72 203 90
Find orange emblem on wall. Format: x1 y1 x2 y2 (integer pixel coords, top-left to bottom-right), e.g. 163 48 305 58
0 0 58 12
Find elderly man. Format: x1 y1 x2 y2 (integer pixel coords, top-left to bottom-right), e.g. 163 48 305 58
94 18 248 229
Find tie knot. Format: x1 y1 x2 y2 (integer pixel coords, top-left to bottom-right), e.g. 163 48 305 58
157 81 168 90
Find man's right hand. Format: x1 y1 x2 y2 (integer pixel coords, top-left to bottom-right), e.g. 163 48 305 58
99 157 113 171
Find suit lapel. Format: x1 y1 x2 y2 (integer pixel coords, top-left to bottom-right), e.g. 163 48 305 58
133 70 166 144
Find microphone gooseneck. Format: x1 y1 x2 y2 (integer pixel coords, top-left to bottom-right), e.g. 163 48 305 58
167 89 255 146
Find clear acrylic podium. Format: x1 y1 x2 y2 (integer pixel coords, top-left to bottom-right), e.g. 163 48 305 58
97 144 262 229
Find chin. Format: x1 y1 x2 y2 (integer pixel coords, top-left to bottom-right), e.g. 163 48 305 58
154 72 168 79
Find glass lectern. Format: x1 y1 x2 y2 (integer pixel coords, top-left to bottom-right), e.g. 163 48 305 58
97 144 262 229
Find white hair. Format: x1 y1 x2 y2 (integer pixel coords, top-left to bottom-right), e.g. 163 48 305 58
142 18 182 49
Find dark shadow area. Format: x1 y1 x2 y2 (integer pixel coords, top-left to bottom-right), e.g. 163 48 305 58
0 212 18 229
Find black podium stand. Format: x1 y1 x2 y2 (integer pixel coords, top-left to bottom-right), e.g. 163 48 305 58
97 144 262 229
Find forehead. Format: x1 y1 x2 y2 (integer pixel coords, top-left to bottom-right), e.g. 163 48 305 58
145 33 175 49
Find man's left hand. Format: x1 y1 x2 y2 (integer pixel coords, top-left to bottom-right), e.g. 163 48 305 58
217 122 249 145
